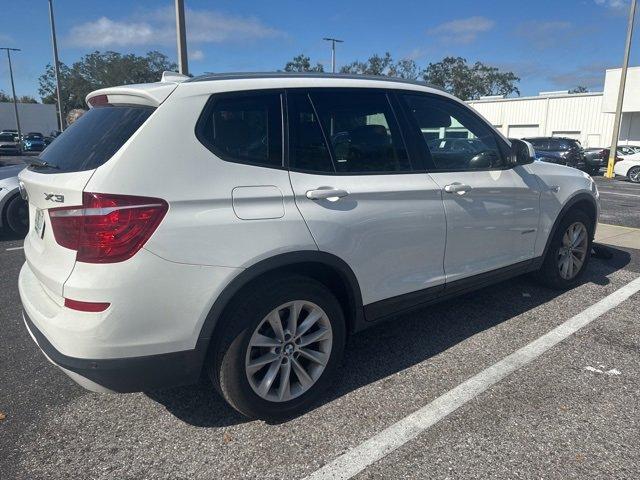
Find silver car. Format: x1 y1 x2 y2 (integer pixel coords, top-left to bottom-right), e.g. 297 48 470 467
0 163 28 235
0 132 21 156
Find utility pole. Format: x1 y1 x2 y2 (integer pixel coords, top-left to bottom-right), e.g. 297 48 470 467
48 0 65 131
175 0 189 75
1 47 22 150
323 37 344 73
605 0 637 179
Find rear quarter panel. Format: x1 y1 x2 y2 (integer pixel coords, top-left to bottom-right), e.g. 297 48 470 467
83 84 318 269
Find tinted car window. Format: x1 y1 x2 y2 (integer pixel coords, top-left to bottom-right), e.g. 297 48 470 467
289 92 334 173
402 94 504 170
527 139 548 150
37 105 154 173
0 133 15 142
305 90 410 174
198 91 283 168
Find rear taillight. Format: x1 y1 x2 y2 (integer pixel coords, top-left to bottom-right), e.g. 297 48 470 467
49 192 168 263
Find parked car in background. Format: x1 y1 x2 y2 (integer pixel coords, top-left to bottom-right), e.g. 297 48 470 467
584 147 623 173
614 156 640 183
0 132 21 156
18 73 600 420
0 163 28 234
524 137 590 173
617 145 640 161
22 132 46 153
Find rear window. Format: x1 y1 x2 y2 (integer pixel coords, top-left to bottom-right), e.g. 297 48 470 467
37 105 154 173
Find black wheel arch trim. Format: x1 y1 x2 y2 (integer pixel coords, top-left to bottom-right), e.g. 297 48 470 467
197 250 366 344
541 192 598 261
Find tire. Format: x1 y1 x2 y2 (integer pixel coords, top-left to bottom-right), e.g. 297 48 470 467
5 195 28 236
628 166 640 184
536 209 593 290
210 274 346 420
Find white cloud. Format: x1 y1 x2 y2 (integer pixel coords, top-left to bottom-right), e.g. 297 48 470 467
190 49 204 61
594 0 629 9
427 16 495 44
65 7 285 48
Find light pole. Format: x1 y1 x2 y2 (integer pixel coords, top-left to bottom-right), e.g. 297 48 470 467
1 47 22 150
605 0 637 179
323 37 344 73
48 0 65 131
175 0 189 75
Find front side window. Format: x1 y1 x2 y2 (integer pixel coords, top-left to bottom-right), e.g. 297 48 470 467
402 94 505 171
291 89 410 174
198 91 283 168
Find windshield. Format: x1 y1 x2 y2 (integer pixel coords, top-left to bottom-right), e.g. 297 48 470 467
0 134 16 142
37 105 154 173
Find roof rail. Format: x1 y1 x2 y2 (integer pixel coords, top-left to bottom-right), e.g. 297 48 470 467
185 71 447 92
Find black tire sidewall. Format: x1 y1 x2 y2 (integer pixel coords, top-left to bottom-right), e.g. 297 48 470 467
628 166 640 183
5 195 28 235
212 275 346 420
538 209 593 289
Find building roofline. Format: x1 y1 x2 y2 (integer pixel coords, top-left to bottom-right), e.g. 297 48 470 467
468 91 603 103
185 71 448 92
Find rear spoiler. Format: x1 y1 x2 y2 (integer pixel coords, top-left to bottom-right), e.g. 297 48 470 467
85 71 188 108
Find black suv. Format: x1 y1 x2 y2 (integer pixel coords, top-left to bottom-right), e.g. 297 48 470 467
524 137 591 173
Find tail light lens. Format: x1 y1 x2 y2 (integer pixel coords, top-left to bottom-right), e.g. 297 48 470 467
49 192 168 263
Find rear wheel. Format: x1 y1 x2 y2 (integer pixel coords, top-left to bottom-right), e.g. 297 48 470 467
5 195 28 236
211 275 346 420
628 166 640 184
536 209 593 290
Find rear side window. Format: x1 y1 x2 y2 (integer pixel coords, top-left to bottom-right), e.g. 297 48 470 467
197 91 283 168
291 89 410 174
38 105 154 173
527 139 548 150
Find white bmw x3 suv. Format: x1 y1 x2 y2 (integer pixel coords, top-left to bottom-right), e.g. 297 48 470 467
19 72 599 420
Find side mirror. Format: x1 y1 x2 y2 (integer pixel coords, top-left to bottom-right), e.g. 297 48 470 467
509 139 535 166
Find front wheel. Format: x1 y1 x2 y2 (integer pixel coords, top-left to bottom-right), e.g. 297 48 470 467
536 209 593 290
628 166 640 184
211 275 346 420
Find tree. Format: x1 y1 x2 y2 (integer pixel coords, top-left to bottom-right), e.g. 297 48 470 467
18 95 38 103
423 57 520 101
38 50 177 115
569 86 589 94
0 91 11 102
340 52 421 80
284 54 324 72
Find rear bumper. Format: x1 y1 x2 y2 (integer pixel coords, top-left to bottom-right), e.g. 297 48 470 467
23 309 207 392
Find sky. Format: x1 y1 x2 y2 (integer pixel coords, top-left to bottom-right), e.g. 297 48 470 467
0 0 638 100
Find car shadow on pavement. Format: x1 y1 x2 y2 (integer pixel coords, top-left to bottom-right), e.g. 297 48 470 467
147 247 630 427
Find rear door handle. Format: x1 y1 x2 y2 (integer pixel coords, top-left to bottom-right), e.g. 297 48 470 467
443 183 473 195
306 188 349 201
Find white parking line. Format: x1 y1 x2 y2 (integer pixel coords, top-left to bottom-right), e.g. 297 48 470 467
598 191 640 198
304 276 640 480
5 246 23 251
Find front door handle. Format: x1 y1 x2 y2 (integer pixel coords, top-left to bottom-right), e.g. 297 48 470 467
443 183 473 195
306 188 349 201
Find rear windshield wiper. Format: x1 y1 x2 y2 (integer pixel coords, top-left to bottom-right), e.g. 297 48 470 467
28 157 59 169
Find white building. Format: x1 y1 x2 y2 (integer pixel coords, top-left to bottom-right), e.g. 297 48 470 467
468 67 640 148
0 102 59 135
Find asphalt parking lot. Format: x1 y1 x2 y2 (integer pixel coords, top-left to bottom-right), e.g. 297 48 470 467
1 171 639 479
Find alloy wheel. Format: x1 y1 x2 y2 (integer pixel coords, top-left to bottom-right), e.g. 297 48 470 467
557 221 588 280
245 300 333 402
629 167 640 183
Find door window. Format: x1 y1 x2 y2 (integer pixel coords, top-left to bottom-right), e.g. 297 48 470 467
290 89 411 174
197 91 283 168
401 94 505 171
